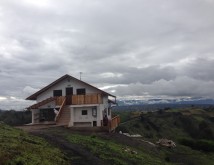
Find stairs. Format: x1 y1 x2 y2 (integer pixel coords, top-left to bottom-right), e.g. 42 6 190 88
56 106 70 126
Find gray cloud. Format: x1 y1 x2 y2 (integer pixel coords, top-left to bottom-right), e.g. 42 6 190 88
0 0 214 109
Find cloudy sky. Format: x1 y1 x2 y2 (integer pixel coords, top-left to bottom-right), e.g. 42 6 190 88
0 0 214 110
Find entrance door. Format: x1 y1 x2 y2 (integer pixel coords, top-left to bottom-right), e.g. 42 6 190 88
66 87 73 105
93 121 97 127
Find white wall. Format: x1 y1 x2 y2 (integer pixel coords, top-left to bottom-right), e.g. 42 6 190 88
33 77 113 127
102 96 111 119
72 106 98 126
39 101 55 109
37 78 102 102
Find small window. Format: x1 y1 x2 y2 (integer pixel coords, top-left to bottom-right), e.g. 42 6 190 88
82 110 87 115
53 90 62 97
77 88 86 95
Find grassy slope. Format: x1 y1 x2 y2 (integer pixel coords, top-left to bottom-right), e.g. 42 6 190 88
0 123 68 165
116 107 214 165
1 106 214 165
66 134 166 165
43 127 171 165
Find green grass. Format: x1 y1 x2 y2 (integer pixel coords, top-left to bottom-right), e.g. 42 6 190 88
115 107 214 165
67 134 167 165
0 123 68 165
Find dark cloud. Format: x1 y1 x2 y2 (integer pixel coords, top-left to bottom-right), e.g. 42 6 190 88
0 0 214 109
183 58 214 81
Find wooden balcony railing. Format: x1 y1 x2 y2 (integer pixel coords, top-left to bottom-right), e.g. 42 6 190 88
72 94 102 105
56 96 66 106
55 94 102 105
27 94 102 110
109 115 120 132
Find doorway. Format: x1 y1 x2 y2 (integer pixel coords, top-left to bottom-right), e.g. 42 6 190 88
66 87 73 105
93 121 97 127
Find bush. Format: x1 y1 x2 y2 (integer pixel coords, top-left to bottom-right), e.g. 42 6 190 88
198 121 214 139
179 138 214 152
179 116 199 138
133 123 140 128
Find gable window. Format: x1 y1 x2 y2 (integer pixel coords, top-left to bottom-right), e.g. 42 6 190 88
77 88 86 95
82 110 87 115
53 90 62 97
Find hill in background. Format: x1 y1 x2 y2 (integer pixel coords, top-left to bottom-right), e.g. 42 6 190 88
115 106 214 164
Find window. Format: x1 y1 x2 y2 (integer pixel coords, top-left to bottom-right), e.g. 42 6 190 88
39 108 55 121
77 88 86 95
92 107 97 117
53 90 62 97
82 110 87 115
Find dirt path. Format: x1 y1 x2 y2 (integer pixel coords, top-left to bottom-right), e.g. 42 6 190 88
31 129 107 165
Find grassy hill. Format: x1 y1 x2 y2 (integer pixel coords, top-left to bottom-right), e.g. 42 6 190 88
116 106 214 164
1 123 169 165
1 106 214 165
0 123 68 165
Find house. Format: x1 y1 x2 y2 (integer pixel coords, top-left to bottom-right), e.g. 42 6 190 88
26 74 120 131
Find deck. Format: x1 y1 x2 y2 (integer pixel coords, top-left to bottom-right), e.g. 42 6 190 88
56 94 102 106
28 93 102 110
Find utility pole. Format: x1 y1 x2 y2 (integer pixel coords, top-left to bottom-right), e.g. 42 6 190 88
79 72 82 80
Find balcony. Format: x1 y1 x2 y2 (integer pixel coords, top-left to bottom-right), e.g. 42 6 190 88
27 94 103 110
56 93 102 106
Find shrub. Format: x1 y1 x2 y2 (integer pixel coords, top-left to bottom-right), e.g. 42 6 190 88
179 138 214 152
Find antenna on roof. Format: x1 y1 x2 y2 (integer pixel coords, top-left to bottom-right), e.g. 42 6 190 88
79 72 83 80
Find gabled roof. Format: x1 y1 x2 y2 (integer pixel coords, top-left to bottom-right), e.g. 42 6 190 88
26 74 116 100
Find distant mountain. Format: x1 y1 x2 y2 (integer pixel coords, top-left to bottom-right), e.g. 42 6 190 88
117 98 214 106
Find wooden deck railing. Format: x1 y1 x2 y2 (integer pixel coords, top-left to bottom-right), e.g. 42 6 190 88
109 115 120 132
55 97 66 122
55 94 102 105
72 94 102 105
28 94 102 110
55 96 66 106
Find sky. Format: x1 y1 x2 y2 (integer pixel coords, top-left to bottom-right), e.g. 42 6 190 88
0 0 214 110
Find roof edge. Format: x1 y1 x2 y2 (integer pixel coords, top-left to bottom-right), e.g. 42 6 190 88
26 74 116 100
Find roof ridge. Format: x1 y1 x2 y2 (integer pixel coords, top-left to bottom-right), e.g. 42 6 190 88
26 74 115 100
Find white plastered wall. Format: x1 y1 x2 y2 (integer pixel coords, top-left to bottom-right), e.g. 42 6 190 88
68 105 102 127
32 76 114 127
36 78 102 102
